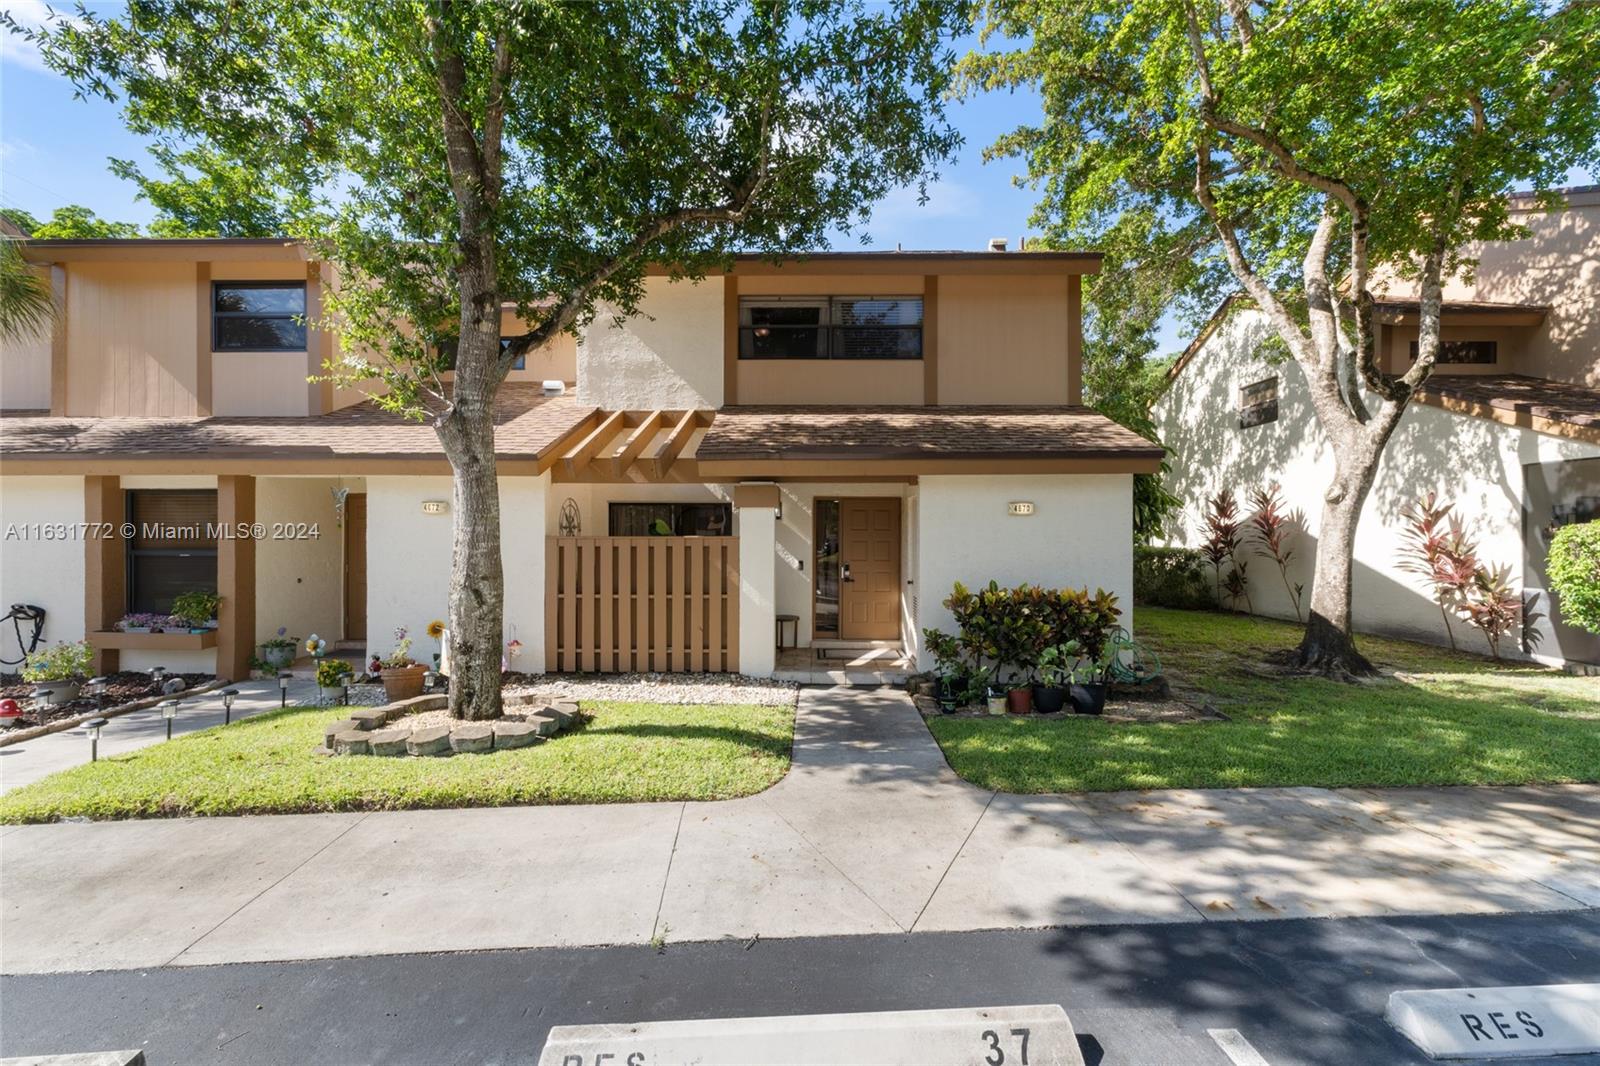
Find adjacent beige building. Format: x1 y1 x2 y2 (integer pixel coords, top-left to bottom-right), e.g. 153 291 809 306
1154 187 1600 667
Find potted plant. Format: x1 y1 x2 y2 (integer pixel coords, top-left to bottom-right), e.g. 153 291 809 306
22 639 94 704
171 590 221 633
1068 646 1115 716
115 612 160 634
317 658 353 702
985 686 1007 716
1032 640 1080 714
258 626 299 670
378 626 426 700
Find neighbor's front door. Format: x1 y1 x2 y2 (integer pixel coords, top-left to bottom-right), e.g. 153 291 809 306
839 498 901 641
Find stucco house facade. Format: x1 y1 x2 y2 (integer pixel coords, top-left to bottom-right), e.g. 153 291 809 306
0 240 1160 682
1153 187 1600 668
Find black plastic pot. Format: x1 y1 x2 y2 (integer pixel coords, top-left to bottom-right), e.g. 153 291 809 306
1031 684 1069 714
1068 682 1107 715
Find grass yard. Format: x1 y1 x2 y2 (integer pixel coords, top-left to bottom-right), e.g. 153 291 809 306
0 700 795 822
927 607 1600 793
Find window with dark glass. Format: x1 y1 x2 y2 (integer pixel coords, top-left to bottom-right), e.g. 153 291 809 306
212 282 307 351
738 296 922 359
1409 339 1497 365
608 502 732 537
126 490 218 614
1239 376 1279 429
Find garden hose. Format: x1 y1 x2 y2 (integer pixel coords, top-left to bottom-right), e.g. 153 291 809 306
2 604 46 668
1105 626 1161 684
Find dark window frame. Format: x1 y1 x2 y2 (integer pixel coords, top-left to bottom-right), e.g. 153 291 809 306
1239 376 1279 429
211 281 308 352
607 502 733 537
1408 339 1497 365
737 296 924 361
125 489 219 615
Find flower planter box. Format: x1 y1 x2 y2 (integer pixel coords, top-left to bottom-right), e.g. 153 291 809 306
91 630 218 651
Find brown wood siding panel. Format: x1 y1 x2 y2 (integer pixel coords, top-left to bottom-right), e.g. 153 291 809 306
546 537 739 673
923 274 939 405
195 262 213 416
344 493 367 641
723 274 739 406
83 475 124 674
216 474 256 682
66 261 198 416
936 274 1071 405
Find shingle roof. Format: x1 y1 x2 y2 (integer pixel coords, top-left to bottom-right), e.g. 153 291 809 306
0 384 594 461
697 405 1164 461
1417 374 1600 433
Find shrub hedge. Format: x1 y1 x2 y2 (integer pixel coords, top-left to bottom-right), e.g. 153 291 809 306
1133 546 1213 609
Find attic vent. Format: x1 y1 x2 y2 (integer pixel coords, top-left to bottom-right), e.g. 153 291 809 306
987 237 1008 252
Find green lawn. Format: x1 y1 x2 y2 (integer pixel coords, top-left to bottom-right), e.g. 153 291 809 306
0 700 795 822
927 607 1600 793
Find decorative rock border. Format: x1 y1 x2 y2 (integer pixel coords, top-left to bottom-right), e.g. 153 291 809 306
320 692 581 758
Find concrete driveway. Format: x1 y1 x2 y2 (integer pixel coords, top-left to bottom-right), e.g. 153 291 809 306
1 687 1595 974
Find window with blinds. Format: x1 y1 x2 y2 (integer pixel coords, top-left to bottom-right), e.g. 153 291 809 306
126 490 218 614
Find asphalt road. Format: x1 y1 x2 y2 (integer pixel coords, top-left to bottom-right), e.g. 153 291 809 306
2 910 1596 1066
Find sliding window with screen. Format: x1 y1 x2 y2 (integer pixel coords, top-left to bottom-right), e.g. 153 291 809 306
738 296 923 359
126 490 218 614
212 282 307 351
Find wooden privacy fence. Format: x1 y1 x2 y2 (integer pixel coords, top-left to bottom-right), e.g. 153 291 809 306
546 536 740 673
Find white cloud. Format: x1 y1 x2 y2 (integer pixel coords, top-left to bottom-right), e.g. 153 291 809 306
2 0 68 75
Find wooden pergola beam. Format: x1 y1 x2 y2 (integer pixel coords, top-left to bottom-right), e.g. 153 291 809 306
646 409 706 480
607 409 667 478
561 410 626 477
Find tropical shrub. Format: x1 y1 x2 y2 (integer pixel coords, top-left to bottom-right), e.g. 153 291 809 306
1461 565 1522 661
1548 521 1600 634
1247 484 1304 621
928 581 1121 689
1202 488 1250 612
22 640 94 683
1399 492 1478 652
1133 546 1212 609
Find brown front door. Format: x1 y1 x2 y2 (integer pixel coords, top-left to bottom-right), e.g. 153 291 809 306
344 493 367 642
839 498 901 641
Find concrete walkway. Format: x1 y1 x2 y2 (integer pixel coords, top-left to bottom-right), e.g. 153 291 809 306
0 675 323 794
1 688 1596 974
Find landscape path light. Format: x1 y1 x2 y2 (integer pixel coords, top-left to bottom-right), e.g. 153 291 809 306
221 688 239 725
278 672 291 708
85 717 107 762
85 676 109 710
159 699 179 741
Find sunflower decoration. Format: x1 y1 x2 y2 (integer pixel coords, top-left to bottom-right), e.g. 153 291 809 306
426 619 446 640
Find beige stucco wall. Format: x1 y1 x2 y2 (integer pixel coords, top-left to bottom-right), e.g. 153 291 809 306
253 477 348 646
365 474 547 672
0 264 52 410
65 260 199 416
1153 307 1600 658
914 473 1135 671
738 360 923 405
1372 191 1600 387
937 274 1072 405
578 277 723 410
0 475 86 666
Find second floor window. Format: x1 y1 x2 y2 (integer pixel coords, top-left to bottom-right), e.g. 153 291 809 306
1409 339 1497 365
739 296 923 360
1239 376 1279 429
213 282 307 351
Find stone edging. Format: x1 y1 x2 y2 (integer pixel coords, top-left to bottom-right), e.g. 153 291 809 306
0 679 227 748
320 691 581 757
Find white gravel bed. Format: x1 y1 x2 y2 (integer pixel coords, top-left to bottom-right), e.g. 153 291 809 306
511 673 799 707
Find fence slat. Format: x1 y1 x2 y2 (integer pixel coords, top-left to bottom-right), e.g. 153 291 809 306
545 536 739 674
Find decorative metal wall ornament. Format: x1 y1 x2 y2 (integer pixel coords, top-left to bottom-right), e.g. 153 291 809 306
559 497 582 537
330 485 351 527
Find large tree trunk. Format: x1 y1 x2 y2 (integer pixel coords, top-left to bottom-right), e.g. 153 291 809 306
1294 445 1384 678
439 375 506 720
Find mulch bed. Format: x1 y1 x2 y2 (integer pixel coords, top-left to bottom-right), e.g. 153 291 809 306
0 672 214 728
913 694 1226 723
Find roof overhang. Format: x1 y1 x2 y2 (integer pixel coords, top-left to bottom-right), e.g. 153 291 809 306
1374 301 1549 327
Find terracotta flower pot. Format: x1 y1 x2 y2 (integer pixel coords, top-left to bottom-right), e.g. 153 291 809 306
1006 687 1033 714
379 665 426 701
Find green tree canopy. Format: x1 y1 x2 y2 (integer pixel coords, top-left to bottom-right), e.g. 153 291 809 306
4 204 141 239
966 0 1600 674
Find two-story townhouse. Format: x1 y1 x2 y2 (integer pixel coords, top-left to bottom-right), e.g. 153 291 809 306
0 239 1161 683
1154 186 1600 668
